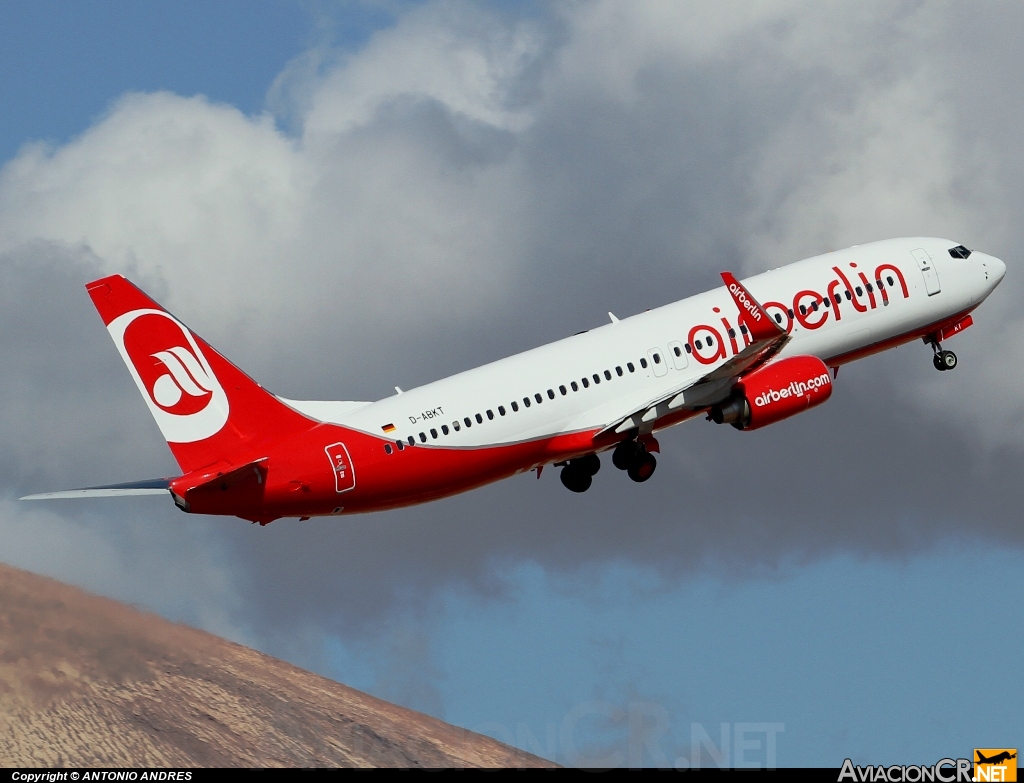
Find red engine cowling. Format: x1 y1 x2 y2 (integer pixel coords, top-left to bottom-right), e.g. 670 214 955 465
708 355 833 431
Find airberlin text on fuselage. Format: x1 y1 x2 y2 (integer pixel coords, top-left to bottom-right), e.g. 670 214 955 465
753 372 831 408
689 262 909 365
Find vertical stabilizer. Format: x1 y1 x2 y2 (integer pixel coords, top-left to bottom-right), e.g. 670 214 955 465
87 275 316 473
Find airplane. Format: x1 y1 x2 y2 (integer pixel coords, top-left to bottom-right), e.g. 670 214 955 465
976 751 1016 765
22 237 1005 525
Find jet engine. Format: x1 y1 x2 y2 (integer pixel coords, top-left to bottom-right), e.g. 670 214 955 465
709 355 833 431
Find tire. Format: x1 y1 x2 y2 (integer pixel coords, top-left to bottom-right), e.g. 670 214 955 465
627 453 657 483
941 350 957 370
560 467 592 493
573 453 601 476
612 440 642 470
933 354 945 371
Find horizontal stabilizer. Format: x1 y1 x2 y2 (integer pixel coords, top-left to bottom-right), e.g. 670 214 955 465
21 478 172 501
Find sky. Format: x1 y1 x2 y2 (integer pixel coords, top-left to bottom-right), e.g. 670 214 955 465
0 0 1021 768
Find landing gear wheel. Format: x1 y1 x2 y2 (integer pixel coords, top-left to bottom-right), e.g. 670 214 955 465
560 466 593 493
573 453 601 476
627 452 657 483
933 354 945 371
940 350 957 370
612 439 643 471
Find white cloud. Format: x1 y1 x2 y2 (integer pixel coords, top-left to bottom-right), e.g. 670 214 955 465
0 0 1023 661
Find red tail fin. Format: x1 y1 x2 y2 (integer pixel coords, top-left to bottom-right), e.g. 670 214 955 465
87 275 316 473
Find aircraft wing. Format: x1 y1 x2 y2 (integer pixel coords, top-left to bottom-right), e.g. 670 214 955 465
595 272 788 438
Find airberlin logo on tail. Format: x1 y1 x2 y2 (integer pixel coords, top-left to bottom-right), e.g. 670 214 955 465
728 282 763 322
149 348 216 411
752 372 831 408
107 309 229 444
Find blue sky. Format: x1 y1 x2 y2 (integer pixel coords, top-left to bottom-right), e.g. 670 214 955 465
0 0 1021 768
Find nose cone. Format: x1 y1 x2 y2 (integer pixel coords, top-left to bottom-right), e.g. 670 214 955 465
989 254 1007 285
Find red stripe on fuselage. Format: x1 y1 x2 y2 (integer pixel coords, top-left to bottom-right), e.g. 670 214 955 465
172 424 605 521
823 306 977 367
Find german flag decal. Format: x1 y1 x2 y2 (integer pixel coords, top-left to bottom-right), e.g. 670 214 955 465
381 423 396 434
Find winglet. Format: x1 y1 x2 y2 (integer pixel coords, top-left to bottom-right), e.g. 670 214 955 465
720 272 784 341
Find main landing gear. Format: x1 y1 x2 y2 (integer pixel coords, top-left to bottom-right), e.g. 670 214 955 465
559 452 601 493
612 438 657 483
557 438 658 492
927 337 957 372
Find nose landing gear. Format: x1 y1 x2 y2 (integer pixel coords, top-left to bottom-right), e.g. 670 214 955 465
932 350 957 371
927 336 957 371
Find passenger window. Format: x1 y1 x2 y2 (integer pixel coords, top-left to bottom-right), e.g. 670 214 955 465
684 344 692 353
464 417 472 427
511 401 519 411
498 405 506 415
640 358 648 368
799 304 807 315
834 293 842 305
866 283 873 293
706 336 715 346
535 393 543 403
845 291 852 301
559 385 567 395
673 346 681 357
695 340 703 349
855 286 863 296
396 440 404 451
430 428 438 439
653 353 661 364
408 436 415 446
524 397 531 407
453 421 460 431
571 381 579 391
823 298 830 308
487 409 494 419
419 432 427 443
604 370 611 380
788 308 795 318
740 324 748 334
774 313 782 323
441 424 449 435
548 389 555 399
593 374 600 384
476 413 483 423
627 362 635 372
876 279 883 288
887 276 894 286
384 443 393 454
616 366 623 376
728 328 736 338
582 377 590 388
811 302 818 312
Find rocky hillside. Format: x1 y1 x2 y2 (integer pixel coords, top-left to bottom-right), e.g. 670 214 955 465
0 563 552 767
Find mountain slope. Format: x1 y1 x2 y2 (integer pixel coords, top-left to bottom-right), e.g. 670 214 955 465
0 562 551 767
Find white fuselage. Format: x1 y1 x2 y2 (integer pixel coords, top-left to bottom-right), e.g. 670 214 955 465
287 238 1004 452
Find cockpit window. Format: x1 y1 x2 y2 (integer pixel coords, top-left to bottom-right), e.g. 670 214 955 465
949 245 972 259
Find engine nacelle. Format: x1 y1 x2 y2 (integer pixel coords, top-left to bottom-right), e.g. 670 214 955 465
708 355 833 431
